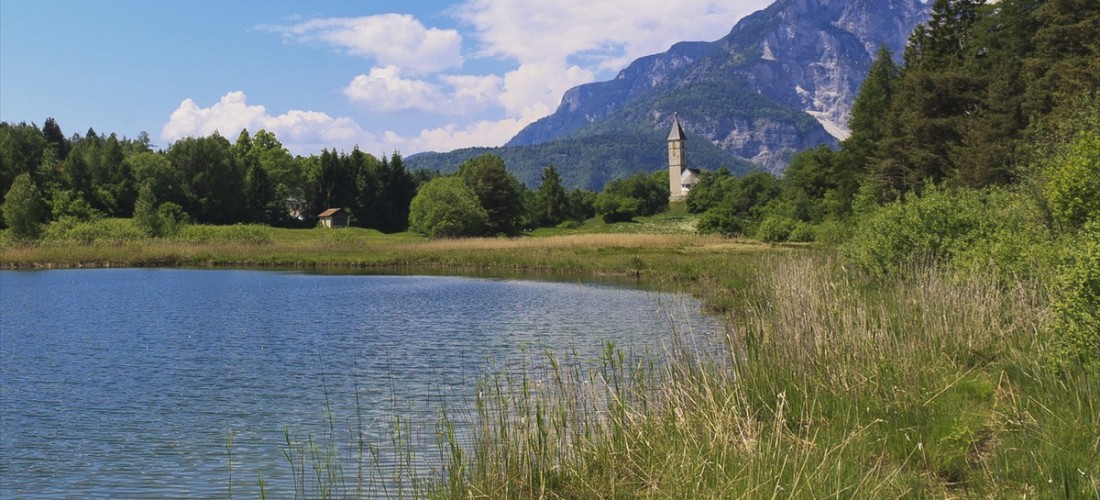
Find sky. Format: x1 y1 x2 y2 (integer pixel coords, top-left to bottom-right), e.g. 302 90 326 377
0 0 772 157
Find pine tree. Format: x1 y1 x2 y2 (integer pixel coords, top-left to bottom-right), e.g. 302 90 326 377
534 165 568 227
844 46 899 177
42 117 68 160
951 0 1040 187
1023 0 1100 129
875 0 984 197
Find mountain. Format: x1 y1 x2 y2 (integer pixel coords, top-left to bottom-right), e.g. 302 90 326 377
406 130 756 191
408 0 930 190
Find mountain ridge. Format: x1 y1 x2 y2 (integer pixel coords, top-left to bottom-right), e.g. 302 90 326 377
408 0 930 190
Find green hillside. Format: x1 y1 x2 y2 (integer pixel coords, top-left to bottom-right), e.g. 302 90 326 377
405 129 755 191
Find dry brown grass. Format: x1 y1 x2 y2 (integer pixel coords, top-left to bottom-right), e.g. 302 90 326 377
387 233 749 252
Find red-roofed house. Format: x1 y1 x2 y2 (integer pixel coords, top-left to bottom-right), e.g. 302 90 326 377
318 208 349 228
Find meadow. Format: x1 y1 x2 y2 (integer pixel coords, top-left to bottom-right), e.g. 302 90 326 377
1 213 1096 498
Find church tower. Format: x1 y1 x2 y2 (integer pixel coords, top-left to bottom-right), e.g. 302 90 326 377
668 113 687 201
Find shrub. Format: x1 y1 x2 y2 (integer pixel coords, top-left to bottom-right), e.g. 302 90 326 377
594 193 640 224
43 217 145 245
696 207 744 236
156 203 189 237
757 215 796 243
845 185 1049 277
409 176 488 238
788 222 816 242
134 184 189 237
811 219 852 245
2 173 47 240
1049 220 1100 371
178 224 272 245
1043 131 1100 233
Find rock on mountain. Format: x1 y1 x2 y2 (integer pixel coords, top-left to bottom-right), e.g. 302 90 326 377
507 0 929 174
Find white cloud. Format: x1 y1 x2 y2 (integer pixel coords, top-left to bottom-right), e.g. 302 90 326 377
444 0 770 135
344 66 444 112
161 91 374 154
441 74 503 110
457 0 771 72
498 62 593 117
265 14 463 74
345 68 513 115
402 118 530 153
232 2 775 154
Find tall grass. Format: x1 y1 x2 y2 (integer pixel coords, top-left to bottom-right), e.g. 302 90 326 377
421 253 1095 497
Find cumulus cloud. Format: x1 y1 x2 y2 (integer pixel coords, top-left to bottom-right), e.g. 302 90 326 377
443 0 769 133
162 91 373 154
344 66 444 112
458 0 770 72
397 117 532 154
441 74 503 110
345 68 510 115
498 62 593 117
264 14 463 74
233 3 773 154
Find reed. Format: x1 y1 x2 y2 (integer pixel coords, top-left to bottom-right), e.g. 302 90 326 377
420 252 1096 498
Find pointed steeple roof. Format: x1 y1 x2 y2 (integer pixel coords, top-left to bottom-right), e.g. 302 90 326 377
668 113 686 141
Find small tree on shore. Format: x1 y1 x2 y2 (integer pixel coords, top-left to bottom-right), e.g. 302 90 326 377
2 173 47 239
133 183 188 237
409 176 488 238
534 165 568 227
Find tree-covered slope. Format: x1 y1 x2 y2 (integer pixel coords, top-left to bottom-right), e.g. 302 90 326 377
406 129 755 191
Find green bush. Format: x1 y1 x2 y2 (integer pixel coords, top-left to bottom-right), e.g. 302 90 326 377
2 173 47 240
1042 125 1100 234
177 224 273 245
42 217 145 245
1049 220 1100 371
845 185 1049 277
788 221 816 242
409 176 488 238
696 207 745 236
757 215 796 243
594 193 640 224
812 219 851 245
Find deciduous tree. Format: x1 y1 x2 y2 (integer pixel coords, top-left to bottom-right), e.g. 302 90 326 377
2 172 47 239
409 176 487 238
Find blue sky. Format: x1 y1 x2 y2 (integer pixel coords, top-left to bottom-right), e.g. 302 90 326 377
1 0 771 156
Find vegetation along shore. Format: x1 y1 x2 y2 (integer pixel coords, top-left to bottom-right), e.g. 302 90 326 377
2 0 1097 496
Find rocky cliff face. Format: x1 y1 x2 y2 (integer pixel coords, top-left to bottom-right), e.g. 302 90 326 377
507 0 929 174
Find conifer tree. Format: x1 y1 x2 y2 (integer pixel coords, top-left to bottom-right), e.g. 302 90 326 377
875 0 984 197
534 165 568 227
844 46 898 176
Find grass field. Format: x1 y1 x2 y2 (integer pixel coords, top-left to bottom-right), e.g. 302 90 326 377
2 212 1096 498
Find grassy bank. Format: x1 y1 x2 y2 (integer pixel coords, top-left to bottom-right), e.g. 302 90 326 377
430 253 1097 498
2 219 1096 497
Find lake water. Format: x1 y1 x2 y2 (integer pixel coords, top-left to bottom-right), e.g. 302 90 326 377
0 268 723 498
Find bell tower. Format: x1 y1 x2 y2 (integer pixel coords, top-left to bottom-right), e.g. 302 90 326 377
668 113 686 201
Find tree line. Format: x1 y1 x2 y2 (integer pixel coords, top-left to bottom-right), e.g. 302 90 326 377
684 0 1099 243
0 120 647 239
0 124 432 236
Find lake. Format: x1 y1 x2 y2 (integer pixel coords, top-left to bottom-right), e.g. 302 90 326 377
0 268 723 498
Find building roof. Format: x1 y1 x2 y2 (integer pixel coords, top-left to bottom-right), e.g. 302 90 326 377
681 168 700 185
668 113 686 142
318 208 344 218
